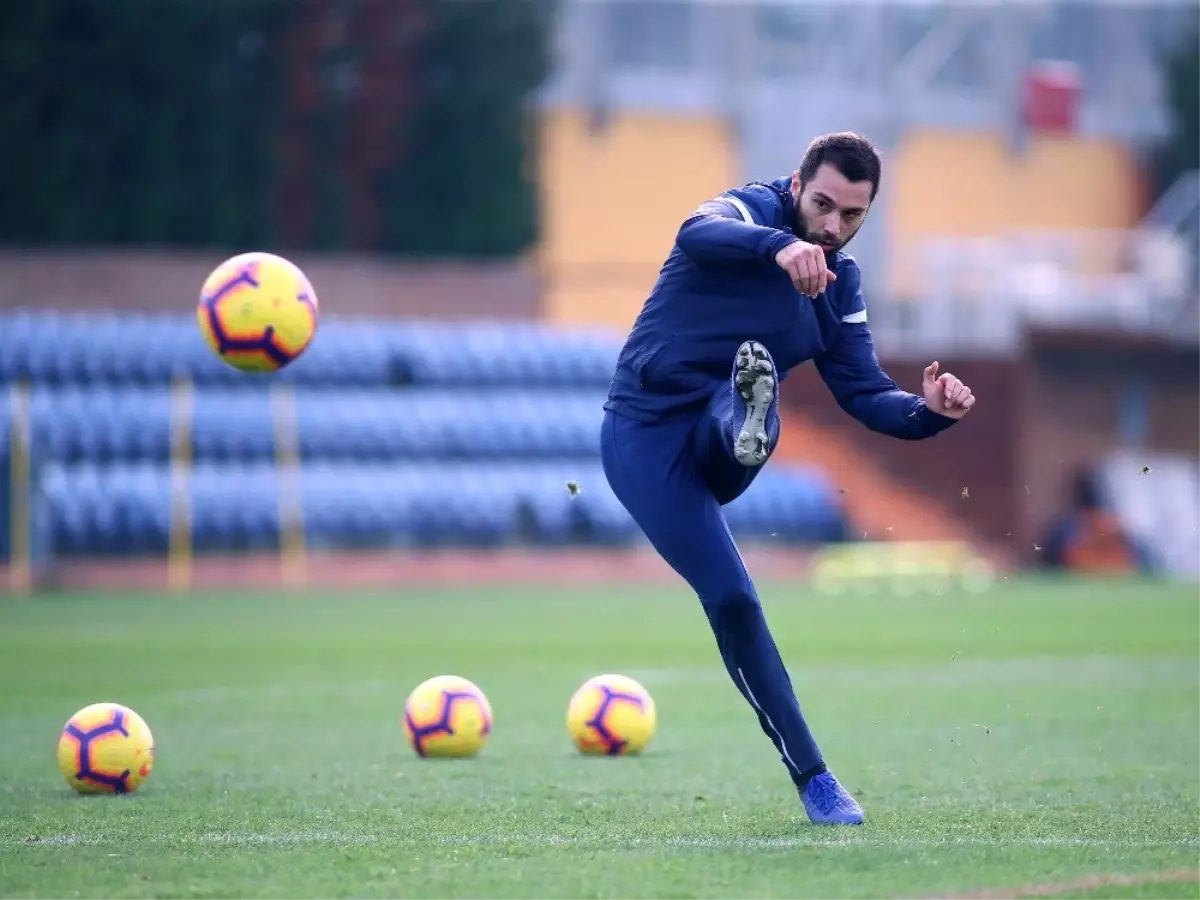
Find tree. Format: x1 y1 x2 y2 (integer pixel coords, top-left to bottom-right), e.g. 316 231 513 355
0 0 287 247
376 0 556 257
1155 12 1199 194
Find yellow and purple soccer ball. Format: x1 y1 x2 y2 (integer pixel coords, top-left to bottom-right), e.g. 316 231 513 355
403 675 493 758
56 702 156 795
567 673 656 756
197 251 318 373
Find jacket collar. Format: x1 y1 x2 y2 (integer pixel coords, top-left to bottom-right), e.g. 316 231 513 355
769 176 796 233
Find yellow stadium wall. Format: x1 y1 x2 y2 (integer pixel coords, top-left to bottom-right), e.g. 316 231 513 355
887 129 1147 299
536 109 737 331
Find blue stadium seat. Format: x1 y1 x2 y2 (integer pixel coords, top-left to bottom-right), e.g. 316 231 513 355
23 386 609 463
724 467 848 542
6 312 850 556
383 321 621 388
39 462 171 555
0 312 624 389
35 459 847 555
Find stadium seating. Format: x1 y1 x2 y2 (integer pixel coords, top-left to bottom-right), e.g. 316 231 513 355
21 386 609 463
0 312 622 387
0 311 851 556
29 460 846 553
36 460 846 555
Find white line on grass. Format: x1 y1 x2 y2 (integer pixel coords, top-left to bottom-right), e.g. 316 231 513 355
13 832 380 848
160 656 1197 707
630 657 1198 690
167 681 394 704
10 833 1198 851
431 835 1200 851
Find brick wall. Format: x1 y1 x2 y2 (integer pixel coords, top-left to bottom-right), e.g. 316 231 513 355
782 357 1020 543
1018 329 1200 554
0 250 541 319
781 329 1199 558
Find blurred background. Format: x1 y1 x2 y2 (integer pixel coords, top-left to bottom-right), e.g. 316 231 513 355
0 0 1197 595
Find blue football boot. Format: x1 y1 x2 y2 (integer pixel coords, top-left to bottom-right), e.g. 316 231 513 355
801 771 865 826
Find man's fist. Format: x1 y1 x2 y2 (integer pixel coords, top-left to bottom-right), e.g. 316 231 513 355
775 241 837 299
922 361 975 419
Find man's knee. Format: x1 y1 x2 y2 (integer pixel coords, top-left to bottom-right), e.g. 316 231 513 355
710 471 758 506
700 582 763 638
696 389 781 505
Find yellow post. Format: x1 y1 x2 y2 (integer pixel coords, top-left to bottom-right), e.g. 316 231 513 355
271 382 307 589
8 381 31 594
168 376 194 595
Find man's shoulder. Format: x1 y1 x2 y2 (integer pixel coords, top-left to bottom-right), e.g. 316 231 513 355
715 178 789 226
728 178 789 201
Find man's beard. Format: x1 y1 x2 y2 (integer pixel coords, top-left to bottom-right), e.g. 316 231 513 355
796 215 853 254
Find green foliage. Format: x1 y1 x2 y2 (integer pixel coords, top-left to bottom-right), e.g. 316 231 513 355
0 0 555 256
1155 12 1199 194
377 0 556 257
0 0 287 248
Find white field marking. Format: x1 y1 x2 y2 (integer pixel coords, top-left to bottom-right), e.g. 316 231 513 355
14 835 81 846
657 836 1200 850
166 681 393 704
7 832 1198 851
197 831 379 846
620 668 728 686
10 832 380 849
624 657 1196 690
156 656 1195 707
902 868 1200 897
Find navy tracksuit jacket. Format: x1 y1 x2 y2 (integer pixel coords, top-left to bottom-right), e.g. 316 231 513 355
600 175 957 788
604 175 955 437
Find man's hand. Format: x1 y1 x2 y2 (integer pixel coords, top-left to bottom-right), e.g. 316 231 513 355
922 361 975 419
775 241 837 299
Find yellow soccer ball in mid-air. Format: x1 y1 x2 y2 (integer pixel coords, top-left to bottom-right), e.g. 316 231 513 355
567 673 656 756
403 675 493 758
56 702 156 795
197 251 318 373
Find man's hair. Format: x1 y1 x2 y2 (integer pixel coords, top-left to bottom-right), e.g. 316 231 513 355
798 132 882 200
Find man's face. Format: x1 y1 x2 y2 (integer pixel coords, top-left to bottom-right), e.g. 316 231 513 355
790 162 873 253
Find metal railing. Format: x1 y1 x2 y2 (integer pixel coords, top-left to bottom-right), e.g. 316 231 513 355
869 226 1199 357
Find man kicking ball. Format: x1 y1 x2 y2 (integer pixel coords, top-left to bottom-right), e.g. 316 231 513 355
600 132 975 825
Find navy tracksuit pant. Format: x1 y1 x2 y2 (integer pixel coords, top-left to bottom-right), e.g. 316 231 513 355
600 384 823 787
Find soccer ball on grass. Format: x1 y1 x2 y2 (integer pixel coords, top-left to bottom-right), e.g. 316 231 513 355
403 675 493 758
567 673 656 756
197 251 318 373
57 702 156 795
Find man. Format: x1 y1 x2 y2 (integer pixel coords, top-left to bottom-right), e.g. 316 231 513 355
1040 467 1151 575
600 132 975 826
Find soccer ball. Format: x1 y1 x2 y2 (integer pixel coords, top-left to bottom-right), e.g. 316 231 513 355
403 675 493 758
197 251 318 373
56 702 155 795
567 673 656 756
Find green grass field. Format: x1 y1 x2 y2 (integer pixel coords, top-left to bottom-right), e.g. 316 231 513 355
0 576 1197 898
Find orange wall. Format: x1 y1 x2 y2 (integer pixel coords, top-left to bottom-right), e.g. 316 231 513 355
536 120 1147 318
536 109 737 331
888 129 1146 298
